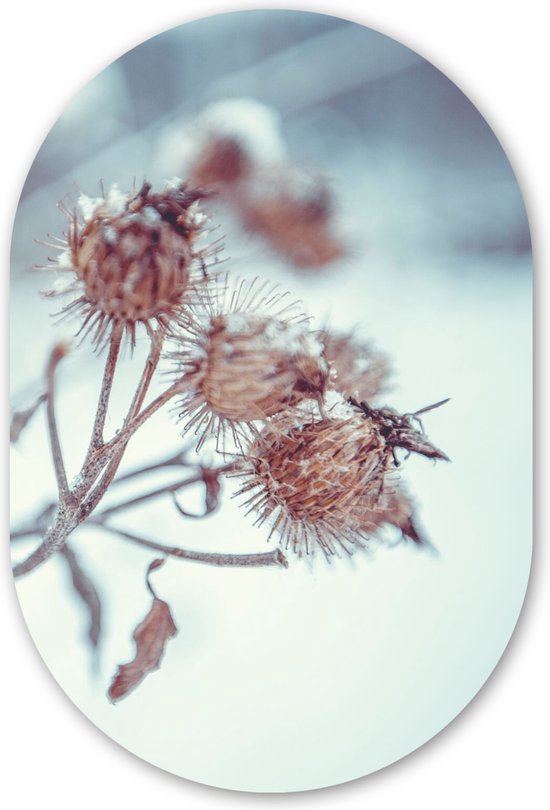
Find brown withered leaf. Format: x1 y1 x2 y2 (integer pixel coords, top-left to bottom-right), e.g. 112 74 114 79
108 558 177 703
171 466 221 519
61 544 102 652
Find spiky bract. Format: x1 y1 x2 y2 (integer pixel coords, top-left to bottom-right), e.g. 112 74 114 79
169 275 329 451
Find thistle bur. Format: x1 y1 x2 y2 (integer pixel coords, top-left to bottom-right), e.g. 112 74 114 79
235 391 448 557
169 275 330 450
49 179 213 345
235 394 387 556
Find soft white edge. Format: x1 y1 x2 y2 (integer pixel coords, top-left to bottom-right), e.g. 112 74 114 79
1 2 547 808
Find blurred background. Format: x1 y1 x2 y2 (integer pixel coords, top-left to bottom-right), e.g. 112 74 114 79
10 10 531 793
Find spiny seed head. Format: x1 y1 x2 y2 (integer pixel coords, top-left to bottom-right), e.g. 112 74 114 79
321 329 391 402
235 393 393 557
170 275 329 450
48 180 214 345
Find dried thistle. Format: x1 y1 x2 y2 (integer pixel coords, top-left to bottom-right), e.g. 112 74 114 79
166 98 285 191
12 162 449 705
235 391 448 557
46 179 214 345
240 164 344 269
321 329 391 401
234 394 386 557
188 136 252 188
169 275 329 450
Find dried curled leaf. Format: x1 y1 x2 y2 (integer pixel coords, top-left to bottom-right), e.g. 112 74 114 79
171 467 221 519
61 544 102 651
108 559 177 703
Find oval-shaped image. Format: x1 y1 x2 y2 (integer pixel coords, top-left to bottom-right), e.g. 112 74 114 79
10 9 532 793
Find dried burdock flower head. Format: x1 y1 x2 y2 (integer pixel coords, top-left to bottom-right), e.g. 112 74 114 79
48 179 214 345
189 136 252 188
161 98 286 191
169 275 329 450
240 164 344 269
235 391 449 558
321 329 391 402
235 392 389 557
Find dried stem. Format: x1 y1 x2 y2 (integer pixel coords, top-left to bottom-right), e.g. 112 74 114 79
12 332 179 577
45 344 71 502
12 508 78 578
87 322 123 453
79 332 169 521
11 329 263 581
100 378 185 456
94 464 234 519
92 522 288 568
111 449 194 485
10 526 42 540
127 328 166 418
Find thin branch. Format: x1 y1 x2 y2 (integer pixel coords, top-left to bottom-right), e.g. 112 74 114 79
10 502 57 542
12 509 77 578
126 328 166 419
111 448 195 485
71 330 166 510
45 344 71 502
87 322 123 453
100 379 184 456
94 463 234 520
78 334 173 521
10 526 43 541
93 522 288 569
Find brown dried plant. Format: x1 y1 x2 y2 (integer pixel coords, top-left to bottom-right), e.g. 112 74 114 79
175 100 344 270
10 178 448 701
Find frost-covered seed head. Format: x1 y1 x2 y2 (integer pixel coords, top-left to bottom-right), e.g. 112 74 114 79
170 276 329 450
235 401 391 557
50 180 213 344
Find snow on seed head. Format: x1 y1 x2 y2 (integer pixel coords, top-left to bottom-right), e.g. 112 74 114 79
168 274 329 451
45 180 216 346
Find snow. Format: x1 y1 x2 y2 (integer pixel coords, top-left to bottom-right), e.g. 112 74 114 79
78 193 103 222
104 184 127 215
56 248 74 269
323 390 356 420
141 205 161 225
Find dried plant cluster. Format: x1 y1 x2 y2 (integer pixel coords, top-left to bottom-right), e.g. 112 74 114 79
11 171 448 702
166 98 345 269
